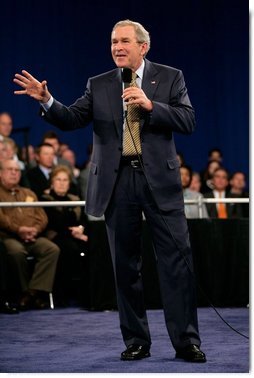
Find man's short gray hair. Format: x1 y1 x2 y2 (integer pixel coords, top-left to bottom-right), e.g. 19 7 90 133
112 19 151 54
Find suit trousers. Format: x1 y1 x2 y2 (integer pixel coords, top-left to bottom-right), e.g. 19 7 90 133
105 163 201 351
4 237 60 293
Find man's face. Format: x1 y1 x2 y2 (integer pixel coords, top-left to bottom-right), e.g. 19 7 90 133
180 167 191 189
111 26 147 71
37 146 55 168
44 138 59 154
0 160 21 189
0 114 13 137
212 170 228 191
230 173 246 191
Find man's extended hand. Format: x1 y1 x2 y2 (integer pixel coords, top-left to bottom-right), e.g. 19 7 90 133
13 70 51 103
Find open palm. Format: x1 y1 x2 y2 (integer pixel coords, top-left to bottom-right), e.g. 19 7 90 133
13 70 51 103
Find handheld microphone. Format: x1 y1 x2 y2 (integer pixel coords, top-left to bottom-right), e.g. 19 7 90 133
122 68 132 89
122 68 132 113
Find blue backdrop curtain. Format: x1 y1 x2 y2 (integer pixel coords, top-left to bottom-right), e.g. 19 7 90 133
0 0 249 179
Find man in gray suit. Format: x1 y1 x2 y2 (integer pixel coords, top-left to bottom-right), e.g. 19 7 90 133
13 19 206 362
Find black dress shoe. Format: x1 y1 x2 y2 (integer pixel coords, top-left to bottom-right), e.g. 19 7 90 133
175 344 206 363
121 344 151 361
19 292 33 311
0 301 19 314
33 296 49 310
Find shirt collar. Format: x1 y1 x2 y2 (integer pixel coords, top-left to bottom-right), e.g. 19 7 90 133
135 59 145 81
39 165 52 179
213 190 226 198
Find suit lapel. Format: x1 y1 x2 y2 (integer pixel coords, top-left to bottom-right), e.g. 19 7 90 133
106 69 123 138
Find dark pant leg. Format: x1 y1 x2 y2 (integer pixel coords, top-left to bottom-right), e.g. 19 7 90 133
143 203 201 350
105 165 151 347
27 237 60 292
4 238 30 293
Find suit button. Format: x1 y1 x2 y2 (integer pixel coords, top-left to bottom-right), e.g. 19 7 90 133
114 169 118 173
118 147 122 151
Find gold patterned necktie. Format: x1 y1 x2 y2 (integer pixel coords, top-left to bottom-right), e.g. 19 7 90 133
122 72 142 156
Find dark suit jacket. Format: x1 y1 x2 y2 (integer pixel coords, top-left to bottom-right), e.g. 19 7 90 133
203 191 244 218
43 59 195 216
26 166 50 199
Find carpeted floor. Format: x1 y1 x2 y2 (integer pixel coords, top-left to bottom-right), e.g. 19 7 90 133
0 307 249 373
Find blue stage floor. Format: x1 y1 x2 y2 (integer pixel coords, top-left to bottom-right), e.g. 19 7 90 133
0 307 249 373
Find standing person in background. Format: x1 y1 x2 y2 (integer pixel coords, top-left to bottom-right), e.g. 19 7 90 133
13 19 206 363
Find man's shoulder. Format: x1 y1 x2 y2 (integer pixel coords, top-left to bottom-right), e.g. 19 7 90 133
203 191 214 198
18 186 38 198
89 68 119 82
145 59 181 75
27 166 43 177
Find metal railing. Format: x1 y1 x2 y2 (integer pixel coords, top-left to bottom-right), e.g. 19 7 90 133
0 197 249 219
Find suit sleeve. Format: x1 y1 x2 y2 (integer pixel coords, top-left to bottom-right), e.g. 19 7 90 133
41 79 93 131
149 70 195 134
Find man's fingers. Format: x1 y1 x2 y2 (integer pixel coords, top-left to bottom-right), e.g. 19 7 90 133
41 80 47 89
14 73 30 84
13 78 27 88
14 90 27 95
21 70 36 81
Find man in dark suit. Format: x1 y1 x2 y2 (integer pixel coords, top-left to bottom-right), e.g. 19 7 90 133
204 168 243 218
26 143 55 198
13 19 206 362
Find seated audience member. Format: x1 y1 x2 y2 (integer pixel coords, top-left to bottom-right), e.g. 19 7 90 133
189 172 202 193
0 140 7 162
58 142 70 156
0 159 60 310
204 168 243 218
207 148 223 164
20 144 37 169
42 131 79 195
61 148 80 180
3 137 25 170
0 112 13 140
0 240 19 314
41 165 88 304
200 159 222 193
42 130 70 167
176 151 185 167
26 143 55 198
2 137 30 187
228 171 249 217
180 165 208 219
79 144 93 201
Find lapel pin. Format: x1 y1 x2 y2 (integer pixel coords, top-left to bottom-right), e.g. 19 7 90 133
151 81 156 84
